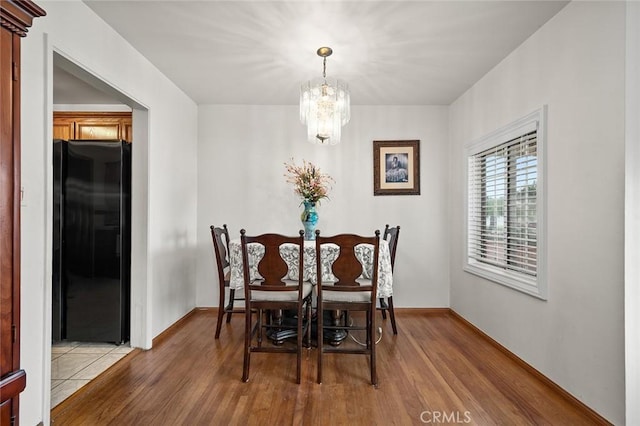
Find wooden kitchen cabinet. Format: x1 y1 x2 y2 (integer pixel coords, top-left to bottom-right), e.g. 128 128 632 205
53 111 132 142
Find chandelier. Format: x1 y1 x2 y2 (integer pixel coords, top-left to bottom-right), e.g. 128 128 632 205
300 47 351 145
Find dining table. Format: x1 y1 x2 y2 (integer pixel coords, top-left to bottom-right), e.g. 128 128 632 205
227 238 394 345
228 238 393 298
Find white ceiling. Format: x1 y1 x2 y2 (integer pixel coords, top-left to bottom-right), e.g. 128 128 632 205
53 65 124 105
55 0 569 106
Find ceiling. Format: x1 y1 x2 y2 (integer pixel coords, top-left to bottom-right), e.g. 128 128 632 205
54 0 569 106
54 65 124 105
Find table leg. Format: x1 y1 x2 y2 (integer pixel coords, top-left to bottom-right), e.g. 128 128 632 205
266 309 296 345
267 309 348 346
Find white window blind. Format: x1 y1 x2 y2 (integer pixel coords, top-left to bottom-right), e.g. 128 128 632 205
468 131 538 277
465 107 547 300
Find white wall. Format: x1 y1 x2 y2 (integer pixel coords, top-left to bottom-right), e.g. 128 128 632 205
626 2 640 424
196 105 450 310
15 1 631 424
20 1 198 424
449 2 625 424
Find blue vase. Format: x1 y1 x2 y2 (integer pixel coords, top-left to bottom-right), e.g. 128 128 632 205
301 200 319 240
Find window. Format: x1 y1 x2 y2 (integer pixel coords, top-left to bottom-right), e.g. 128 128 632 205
464 107 547 299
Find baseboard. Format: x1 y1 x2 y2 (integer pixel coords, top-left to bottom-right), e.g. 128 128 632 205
392 307 450 315
449 309 611 425
152 308 198 346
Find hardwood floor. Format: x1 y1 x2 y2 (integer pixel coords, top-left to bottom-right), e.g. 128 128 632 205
51 309 609 425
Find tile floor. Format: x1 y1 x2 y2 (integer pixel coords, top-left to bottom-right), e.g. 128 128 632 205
51 342 134 408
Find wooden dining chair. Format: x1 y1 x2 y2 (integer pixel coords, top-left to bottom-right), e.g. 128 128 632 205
210 224 245 339
240 229 313 384
379 224 400 335
315 229 381 386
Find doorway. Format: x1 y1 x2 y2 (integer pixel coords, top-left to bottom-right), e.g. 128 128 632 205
49 51 149 408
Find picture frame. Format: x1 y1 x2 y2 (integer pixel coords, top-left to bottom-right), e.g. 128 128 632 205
373 140 420 196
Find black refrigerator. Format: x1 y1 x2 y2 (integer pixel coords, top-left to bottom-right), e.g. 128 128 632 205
53 139 131 344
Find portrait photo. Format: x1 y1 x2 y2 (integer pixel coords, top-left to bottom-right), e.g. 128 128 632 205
384 153 409 183
373 140 420 195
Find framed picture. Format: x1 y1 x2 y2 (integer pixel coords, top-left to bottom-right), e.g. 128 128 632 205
373 140 420 196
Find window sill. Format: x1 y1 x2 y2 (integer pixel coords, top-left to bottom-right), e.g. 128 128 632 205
464 260 547 300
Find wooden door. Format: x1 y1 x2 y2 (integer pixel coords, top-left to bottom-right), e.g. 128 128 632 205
0 1 45 424
0 16 17 395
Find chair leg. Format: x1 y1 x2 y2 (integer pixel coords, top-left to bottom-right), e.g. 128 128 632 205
226 289 236 323
317 304 323 384
296 305 303 384
215 289 226 339
257 309 264 348
242 306 251 382
379 297 387 319
370 307 377 386
387 296 398 335
305 297 312 349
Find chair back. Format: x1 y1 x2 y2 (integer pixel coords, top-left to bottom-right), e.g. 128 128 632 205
315 230 381 300
210 224 230 281
383 224 400 270
240 229 306 301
